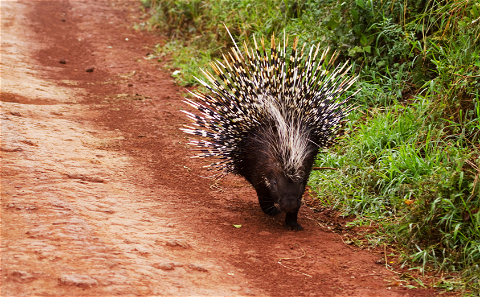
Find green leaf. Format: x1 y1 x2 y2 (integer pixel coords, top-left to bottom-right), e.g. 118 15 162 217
360 34 368 46
471 5 479 18
326 18 339 30
233 224 242 228
351 8 359 22
353 24 363 36
348 46 363 57
355 0 365 9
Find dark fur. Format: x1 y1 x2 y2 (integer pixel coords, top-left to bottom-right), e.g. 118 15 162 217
234 127 318 231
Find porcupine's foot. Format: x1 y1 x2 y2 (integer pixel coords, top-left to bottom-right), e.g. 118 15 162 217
285 211 303 231
259 199 281 216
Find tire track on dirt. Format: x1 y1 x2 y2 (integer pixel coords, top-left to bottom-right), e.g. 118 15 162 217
1 1 251 295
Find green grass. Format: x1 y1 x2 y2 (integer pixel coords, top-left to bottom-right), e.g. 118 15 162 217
141 0 480 293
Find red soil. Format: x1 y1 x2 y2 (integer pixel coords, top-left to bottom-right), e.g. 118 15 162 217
1 1 442 295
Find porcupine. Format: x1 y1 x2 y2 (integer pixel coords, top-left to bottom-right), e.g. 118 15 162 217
181 30 358 230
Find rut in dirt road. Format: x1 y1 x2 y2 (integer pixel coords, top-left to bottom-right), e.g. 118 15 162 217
1 1 440 296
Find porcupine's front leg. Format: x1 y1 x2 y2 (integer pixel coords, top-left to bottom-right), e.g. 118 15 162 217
285 207 303 231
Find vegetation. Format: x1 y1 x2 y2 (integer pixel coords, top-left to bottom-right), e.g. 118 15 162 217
140 0 479 293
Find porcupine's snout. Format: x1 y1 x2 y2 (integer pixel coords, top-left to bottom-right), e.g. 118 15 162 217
275 177 304 213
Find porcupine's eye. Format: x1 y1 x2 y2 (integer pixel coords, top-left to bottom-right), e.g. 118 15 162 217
272 180 278 191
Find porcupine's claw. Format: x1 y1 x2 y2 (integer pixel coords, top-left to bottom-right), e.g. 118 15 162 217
285 208 303 231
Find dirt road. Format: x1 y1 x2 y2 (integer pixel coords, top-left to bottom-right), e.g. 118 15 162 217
1 1 439 295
